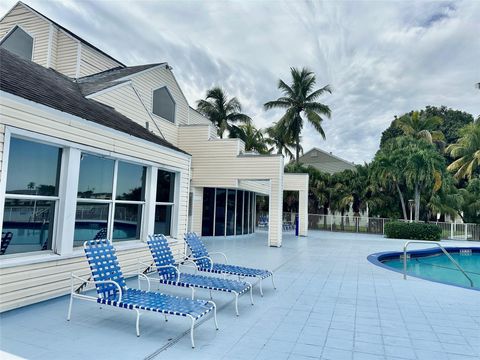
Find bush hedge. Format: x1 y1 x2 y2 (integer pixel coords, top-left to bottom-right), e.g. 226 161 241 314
384 221 442 241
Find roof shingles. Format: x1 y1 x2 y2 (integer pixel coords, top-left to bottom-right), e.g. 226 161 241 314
0 49 188 155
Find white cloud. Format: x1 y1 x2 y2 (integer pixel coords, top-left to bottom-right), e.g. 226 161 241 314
2 0 478 163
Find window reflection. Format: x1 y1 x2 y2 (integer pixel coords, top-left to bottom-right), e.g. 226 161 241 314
74 203 109 247
113 204 142 241
226 190 235 236
6 137 61 196
157 170 175 203
1 199 55 255
154 205 172 236
215 189 226 236
202 188 215 236
236 190 243 235
116 162 146 201
78 154 114 199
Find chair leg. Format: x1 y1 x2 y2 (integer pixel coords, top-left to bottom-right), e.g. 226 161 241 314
259 278 264 297
191 287 195 300
234 292 239 316
208 301 219 330
209 290 213 300
271 274 277 290
164 315 168 322
67 293 74 321
249 284 254 305
189 315 195 348
135 309 141 337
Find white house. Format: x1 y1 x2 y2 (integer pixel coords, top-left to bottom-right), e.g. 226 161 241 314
0 1 308 312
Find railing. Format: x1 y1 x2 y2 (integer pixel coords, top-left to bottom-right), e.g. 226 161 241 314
403 240 474 287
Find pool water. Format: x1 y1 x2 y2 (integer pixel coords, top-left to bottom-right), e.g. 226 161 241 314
370 247 480 290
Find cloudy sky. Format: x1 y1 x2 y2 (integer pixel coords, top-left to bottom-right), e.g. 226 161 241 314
2 0 479 163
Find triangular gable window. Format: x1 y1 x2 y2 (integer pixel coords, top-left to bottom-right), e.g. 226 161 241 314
152 87 175 123
0 26 34 61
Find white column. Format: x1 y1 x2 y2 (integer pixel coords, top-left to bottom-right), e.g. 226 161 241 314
191 186 203 235
268 178 283 247
298 189 308 236
143 166 157 240
56 148 80 255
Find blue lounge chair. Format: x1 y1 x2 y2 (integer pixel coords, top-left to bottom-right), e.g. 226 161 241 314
145 234 253 316
67 238 218 348
184 232 276 296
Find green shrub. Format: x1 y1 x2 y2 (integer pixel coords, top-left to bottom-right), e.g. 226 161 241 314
384 221 442 241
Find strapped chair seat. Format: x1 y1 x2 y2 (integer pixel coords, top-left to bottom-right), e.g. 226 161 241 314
184 232 276 296
146 234 253 316
67 238 218 348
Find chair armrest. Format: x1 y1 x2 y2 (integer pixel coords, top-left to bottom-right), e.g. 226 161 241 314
123 272 151 291
151 264 180 283
178 260 198 273
71 273 123 302
209 252 228 264
188 256 213 270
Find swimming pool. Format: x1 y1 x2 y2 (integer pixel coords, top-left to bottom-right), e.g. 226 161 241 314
368 246 480 290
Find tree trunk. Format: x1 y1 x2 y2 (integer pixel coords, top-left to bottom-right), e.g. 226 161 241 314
295 137 300 165
395 182 408 220
414 183 420 222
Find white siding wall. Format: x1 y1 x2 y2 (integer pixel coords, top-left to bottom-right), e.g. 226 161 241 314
48 24 57 68
178 125 284 246
284 174 309 236
0 94 191 312
79 44 122 77
0 3 50 67
55 31 78 77
0 124 4 180
130 67 190 146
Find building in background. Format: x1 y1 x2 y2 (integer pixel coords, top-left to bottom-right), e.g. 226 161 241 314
297 147 356 174
0 1 308 312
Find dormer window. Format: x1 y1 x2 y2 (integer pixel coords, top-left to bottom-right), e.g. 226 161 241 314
0 26 33 61
152 87 175 123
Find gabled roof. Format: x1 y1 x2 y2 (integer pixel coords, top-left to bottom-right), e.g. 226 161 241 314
0 49 188 155
77 63 165 95
17 1 125 67
296 147 355 174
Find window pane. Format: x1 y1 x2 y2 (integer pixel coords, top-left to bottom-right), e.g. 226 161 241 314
113 204 142 241
156 170 175 203
236 190 243 235
116 162 146 201
226 190 235 236
6 138 62 196
244 191 250 234
1 199 55 255
215 189 226 236
251 193 255 233
74 203 109 247
78 154 114 199
152 87 175 123
154 205 172 236
0 26 33 60
201 188 215 236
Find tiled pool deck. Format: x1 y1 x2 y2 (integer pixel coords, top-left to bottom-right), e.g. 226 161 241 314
1 231 479 360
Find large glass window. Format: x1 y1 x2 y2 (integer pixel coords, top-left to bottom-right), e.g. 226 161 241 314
154 169 176 237
2 138 62 255
236 190 243 235
202 188 215 236
200 188 256 237
0 26 33 61
74 155 146 244
226 190 236 236
152 87 175 123
215 189 226 236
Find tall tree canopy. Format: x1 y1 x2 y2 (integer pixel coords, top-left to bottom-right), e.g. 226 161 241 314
196 87 251 138
229 123 269 154
446 120 480 180
264 67 331 164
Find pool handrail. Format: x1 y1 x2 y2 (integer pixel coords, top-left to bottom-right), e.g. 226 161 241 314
403 240 474 288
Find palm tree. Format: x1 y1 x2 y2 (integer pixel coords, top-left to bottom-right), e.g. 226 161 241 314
393 111 444 144
264 121 296 160
196 87 251 138
229 123 269 154
446 120 480 180
264 67 332 164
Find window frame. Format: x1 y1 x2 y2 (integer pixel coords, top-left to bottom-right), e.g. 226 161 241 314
0 24 35 61
153 168 177 237
150 86 176 124
1 135 63 256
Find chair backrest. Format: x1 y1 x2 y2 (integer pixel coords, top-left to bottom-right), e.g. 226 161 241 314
0 232 13 255
83 239 126 300
184 232 211 269
147 234 177 280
